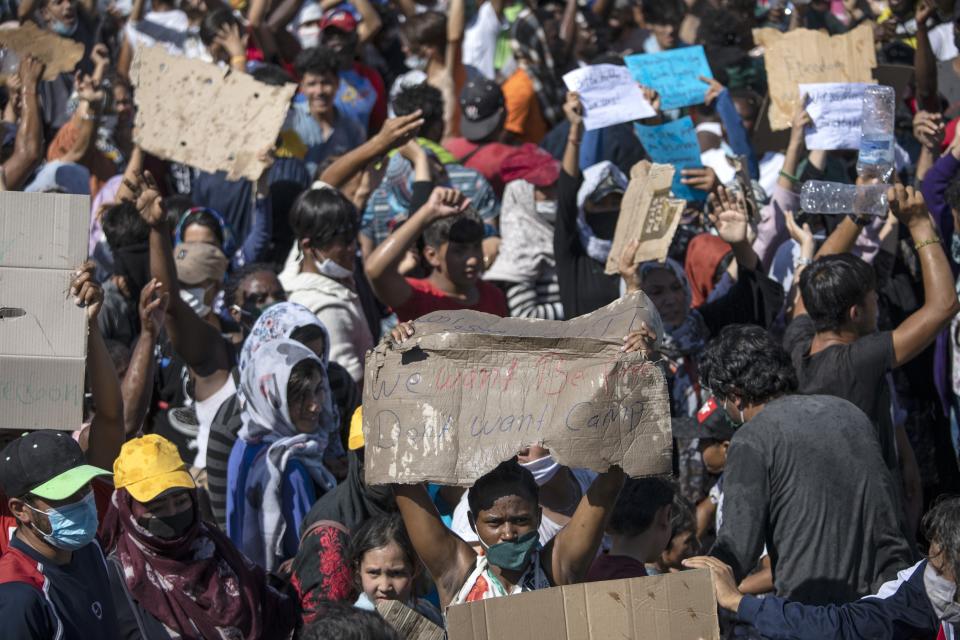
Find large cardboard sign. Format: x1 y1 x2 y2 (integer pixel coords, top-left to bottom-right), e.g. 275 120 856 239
362 294 671 486
604 161 684 274
754 24 876 131
0 23 84 81
131 46 296 181
446 570 720 640
0 192 89 430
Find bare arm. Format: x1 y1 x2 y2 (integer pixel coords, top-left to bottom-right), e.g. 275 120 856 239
351 0 382 44
115 146 145 203
121 279 168 436
914 1 939 113
815 216 867 258
3 57 44 190
319 111 423 188
247 0 270 27
129 0 148 22
559 0 577 54
266 0 307 32
544 466 624 585
562 92 583 179
58 75 103 164
17 0 37 20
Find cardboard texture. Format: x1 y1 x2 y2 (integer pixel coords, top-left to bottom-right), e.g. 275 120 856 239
0 192 89 430
362 293 671 486
446 569 720 640
0 23 85 81
376 600 445 640
753 24 876 130
604 161 684 274
131 46 296 181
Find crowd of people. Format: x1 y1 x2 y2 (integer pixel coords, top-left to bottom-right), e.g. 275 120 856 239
2 0 960 636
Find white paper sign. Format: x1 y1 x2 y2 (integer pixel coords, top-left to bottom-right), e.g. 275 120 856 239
799 82 869 150
564 64 656 131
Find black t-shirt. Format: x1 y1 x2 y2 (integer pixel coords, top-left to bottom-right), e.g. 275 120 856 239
783 314 898 474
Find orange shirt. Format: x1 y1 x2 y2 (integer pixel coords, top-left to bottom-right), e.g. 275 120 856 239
502 68 548 145
47 116 118 200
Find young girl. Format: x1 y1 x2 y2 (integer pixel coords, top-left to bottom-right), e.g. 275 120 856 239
350 514 443 625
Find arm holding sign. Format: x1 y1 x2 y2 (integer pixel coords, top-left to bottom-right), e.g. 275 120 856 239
3 56 43 191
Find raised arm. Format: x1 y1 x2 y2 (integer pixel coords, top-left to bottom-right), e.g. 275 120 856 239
393 483 476 606
55 74 103 164
3 56 44 191
913 110 944 182
562 92 583 179
319 111 423 188
544 466 625 585
348 0 383 44
120 279 167 436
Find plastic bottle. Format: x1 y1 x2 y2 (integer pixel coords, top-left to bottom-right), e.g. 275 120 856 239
800 180 889 216
856 85 895 181
0 49 19 78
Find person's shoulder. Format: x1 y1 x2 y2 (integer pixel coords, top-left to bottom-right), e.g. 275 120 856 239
405 277 440 296
503 69 534 95
478 280 506 301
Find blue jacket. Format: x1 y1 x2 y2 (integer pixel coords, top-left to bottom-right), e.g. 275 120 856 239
738 560 953 640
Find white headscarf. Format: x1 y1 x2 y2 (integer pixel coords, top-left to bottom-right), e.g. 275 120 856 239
575 161 628 264
483 179 556 284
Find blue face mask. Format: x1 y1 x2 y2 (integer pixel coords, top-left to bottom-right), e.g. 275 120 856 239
50 19 78 36
26 492 98 551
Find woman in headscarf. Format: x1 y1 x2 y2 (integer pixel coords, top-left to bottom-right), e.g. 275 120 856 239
104 434 295 640
484 144 564 319
684 233 734 308
226 339 338 571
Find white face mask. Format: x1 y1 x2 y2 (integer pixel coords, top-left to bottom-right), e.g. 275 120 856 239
404 54 429 71
180 286 211 317
924 562 960 624
520 454 561 486
535 200 558 223
298 25 320 49
314 257 354 280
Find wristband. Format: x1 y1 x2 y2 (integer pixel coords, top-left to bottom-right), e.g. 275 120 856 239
794 256 813 268
914 236 942 251
230 55 247 67
779 169 800 184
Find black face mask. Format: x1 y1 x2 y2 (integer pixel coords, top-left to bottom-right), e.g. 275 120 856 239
139 508 196 540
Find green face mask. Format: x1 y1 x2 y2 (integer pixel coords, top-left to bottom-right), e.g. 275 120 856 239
483 531 539 571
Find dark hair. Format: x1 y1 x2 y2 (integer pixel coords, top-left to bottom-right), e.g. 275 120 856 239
349 513 418 574
101 201 150 250
699 324 798 404
295 46 341 79
467 459 539 515
799 254 877 332
609 477 675 537
295 602 402 640
290 324 327 349
923 496 960 590
180 208 225 248
400 11 447 49
288 358 325 408
393 83 444 142
422 209 484 249
643 0 687 25
223 262 279 307
944 177 960 213
668 493 696 541
251 63 293 87
200 8 241 46
164 194 194 228
696 8 752 50
289 188 359 247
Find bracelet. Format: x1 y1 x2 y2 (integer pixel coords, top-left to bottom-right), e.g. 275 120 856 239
779 169 800 184
914 236 942 251
230 55 247 66
794 256 813 268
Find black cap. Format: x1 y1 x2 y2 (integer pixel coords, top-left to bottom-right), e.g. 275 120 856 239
671 397 737 442
459 79 506 142
0 431 110 500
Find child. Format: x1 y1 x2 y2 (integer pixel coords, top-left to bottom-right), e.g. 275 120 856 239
365 185 507 321
350 513 443 626
586 477 675 582
649 494 700 575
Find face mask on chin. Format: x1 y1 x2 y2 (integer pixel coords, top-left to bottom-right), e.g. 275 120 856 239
313 256 354 280
925 562 960 625
50 19 78 36
298 25 320 49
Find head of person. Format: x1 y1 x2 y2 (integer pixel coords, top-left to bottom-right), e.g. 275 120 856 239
41 0 78 36
400 11 447 71
699 324 799 426
467 460 541 572
200 8 244 62
642 0 686 50
459 79 506 144
679 397 739 475
636 259 692 329
174 241 228 319
421 206 484 290
500 143 561 211
798 254 878 337
241 339 328 436
393 82 445 143
295 46 341 121
296 2 325 49
578 162 626 242
609 477 674 561
289 187 359 278
111 77 136 126
922 497 960 624
729 88 762 135
295 601 402 640
113 434 199 543
102 200 151 300
657 494 698 571
224 263 287 332
575 8 607 62
320 8 360 69
1 431 111 552
239 301 331 372
175 207 227 251
350 513 420 604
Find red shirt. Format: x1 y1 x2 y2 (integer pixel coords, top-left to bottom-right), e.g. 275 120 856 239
585 553 649 582
394 278 507 322
443 138 517 197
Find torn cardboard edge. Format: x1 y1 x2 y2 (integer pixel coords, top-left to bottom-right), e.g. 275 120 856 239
376 599 445 640
0 23 84 81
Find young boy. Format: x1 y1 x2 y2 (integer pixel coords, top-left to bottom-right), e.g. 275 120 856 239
648 494 699 575
585 477 675 582
365 186 507 321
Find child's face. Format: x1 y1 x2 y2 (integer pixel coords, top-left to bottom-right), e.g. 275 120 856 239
436 240 483 290
699 440 729 475
659 530 699 572
359 542 416 604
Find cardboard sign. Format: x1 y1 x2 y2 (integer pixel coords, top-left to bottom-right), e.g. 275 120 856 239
131 46 297 181
563 64 656 130
753 24 876 130
799 82 870 150
604 161 684 274
0 23 85 81
376 600 444 640
362 294 671 486
0 192 88 431
634 116 705 202
446 570 720 640
624 46 713 111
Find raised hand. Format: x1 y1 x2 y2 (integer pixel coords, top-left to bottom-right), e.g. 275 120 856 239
138 278 170 336
123 170 166 227
912 110 944 151
374 110 425 153
17 55 44 87
70 261 104 321
888 184 930 230
708 185 751 245
784 210 815 259
563 91 583 128
423 187 470 220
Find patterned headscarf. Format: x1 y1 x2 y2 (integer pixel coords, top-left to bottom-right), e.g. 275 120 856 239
483 179 556 283
511 8 565 127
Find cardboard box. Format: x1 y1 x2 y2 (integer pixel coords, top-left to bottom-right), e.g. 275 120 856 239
446 569 720 640
0 192 89 430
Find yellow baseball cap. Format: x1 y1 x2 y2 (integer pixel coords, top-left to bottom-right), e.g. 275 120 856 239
348 406 364 450
113 434 196 503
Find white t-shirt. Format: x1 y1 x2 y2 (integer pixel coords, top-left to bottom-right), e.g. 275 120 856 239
124 9 191 55
463 2 502 81
193 375 237 469
928 22 958 61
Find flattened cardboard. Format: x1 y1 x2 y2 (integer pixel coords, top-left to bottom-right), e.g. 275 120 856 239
376 600 445 640
446 569 719 640
362 293 671 486
0 23 84 81
131 46 296 181
0 192 89 430
605 161 684 274
753 24 876 131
